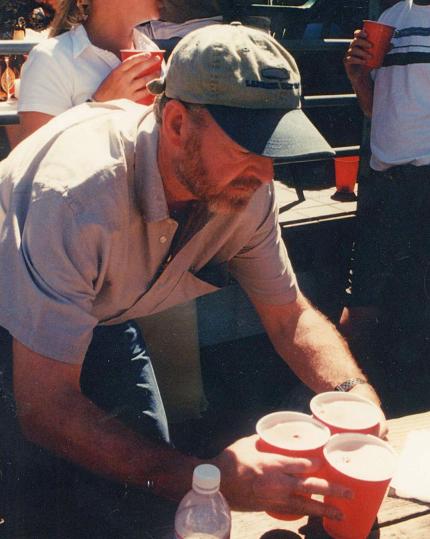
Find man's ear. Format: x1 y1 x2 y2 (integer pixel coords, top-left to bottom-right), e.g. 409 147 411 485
161 100 189 148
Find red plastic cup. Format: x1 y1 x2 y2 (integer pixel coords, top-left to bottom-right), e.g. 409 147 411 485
322 433 397 539
363 20 395 69
119 49 165 105
334 156 359 193
310 391 381 436
256 411 331 520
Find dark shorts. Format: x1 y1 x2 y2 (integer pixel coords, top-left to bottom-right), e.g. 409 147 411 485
346 164 430 314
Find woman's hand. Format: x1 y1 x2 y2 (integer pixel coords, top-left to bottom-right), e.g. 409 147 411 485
92 52 163 104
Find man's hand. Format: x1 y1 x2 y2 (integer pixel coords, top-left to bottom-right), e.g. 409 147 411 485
344 29 373 83
342 29 375 117
212 434 352 520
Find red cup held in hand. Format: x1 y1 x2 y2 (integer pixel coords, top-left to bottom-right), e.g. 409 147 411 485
363 20 395 69
322 433 397 539
256 411 331 521
120 49 165 105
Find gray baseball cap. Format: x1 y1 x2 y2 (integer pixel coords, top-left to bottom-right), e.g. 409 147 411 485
148 22 334 160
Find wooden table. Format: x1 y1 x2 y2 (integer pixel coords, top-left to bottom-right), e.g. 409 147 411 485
3 412 428 538
230 412 430 539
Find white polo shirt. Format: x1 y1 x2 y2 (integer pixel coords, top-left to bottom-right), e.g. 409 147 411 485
18 24 159 116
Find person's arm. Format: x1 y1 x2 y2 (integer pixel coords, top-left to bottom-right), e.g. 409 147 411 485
13 338 200 500
344 29 375 118
13 338 350 518
15 52 162 146
15 44 72 145
91 52 163 103
250 291 383 407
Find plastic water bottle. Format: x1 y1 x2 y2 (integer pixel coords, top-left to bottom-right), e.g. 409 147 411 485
174 464 231 539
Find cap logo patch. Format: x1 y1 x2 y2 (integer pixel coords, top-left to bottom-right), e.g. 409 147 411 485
246 80 300 90
261 67 291 80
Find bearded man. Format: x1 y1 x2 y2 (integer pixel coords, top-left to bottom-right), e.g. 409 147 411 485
0 23 384 530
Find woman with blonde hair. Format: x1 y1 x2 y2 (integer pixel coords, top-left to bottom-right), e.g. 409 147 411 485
16 0 162 142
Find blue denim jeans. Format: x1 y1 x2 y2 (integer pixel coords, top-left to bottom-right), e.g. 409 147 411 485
0 321 170 444
80 321 170 444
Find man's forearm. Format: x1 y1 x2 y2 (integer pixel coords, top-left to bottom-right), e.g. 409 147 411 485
39 393 200 500
20 384 201 501
276 305 366 392
349 73 374 118
13 341 201 502
257 295 370 394
273 301 383 420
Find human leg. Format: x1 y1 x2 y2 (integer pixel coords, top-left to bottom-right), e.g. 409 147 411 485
341 165 430 411
75 321 175 537
340 170 391 337
0 326 80 538
378 166 430 414
381 165 430 335
80 320 170 444
339 170 398 393
1 322 173 537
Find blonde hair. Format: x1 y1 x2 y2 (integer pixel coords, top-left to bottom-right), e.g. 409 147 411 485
49 0 91 37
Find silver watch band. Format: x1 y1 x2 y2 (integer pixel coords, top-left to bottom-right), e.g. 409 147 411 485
335 378 367 392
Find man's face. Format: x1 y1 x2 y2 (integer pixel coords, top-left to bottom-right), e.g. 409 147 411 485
173 109 274 214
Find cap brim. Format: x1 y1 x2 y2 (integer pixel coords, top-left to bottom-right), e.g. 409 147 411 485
206 106 335 161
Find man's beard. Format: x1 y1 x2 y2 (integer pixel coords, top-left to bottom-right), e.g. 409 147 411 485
174 132 262 214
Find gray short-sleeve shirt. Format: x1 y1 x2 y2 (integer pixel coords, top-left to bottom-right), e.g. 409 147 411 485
0 100 298 364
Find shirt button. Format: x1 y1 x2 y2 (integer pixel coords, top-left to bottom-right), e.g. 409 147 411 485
160 235 167 244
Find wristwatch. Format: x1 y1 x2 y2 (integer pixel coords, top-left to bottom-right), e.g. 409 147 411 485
335 378 368 392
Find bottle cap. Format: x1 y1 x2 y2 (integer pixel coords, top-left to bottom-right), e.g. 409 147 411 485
192 464 221 494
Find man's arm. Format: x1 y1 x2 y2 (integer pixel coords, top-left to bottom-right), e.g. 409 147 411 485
13 337 351 518
344 29 375 118
13 338 200 501
250 292 382 407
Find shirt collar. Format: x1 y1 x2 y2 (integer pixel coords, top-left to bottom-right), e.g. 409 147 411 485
71 26 155 59
71 24 92 58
